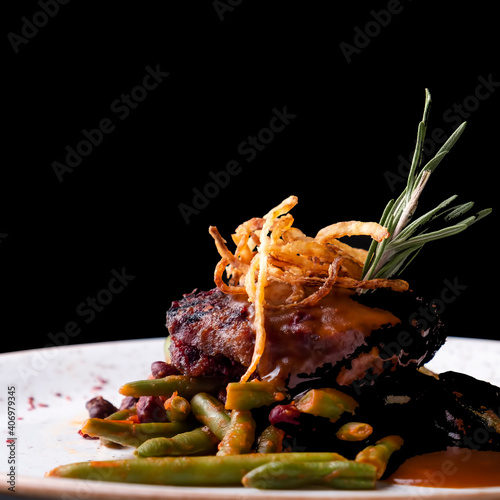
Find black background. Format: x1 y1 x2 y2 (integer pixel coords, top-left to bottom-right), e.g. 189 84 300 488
2 1 499 354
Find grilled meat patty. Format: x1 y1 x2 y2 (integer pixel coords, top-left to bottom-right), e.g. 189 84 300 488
167 288 254 380
166 285 447 389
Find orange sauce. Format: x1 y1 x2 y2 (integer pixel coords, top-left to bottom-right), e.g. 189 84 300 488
386 447 500 488
258 285 400 384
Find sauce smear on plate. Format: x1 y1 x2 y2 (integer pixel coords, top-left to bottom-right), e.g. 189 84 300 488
386 447 500 488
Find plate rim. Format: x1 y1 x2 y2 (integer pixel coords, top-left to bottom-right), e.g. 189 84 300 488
4 472 500 500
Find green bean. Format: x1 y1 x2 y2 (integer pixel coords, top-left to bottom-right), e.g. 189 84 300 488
295 388 359 422
98 408 138 448
242 460 377 489
225 380 286 410
80 418 194 447
355 435 404 479
217 410 256 456
164 394 191 422
119 375 226 399
335 422 373 441
135 426 219 457
46 452 346 485
190 392 231 440
256 425 285 453
105 407 137 420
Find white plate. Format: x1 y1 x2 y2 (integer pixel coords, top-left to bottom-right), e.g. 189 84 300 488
1 337 500 500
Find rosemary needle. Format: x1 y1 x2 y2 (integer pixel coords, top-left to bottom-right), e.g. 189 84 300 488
361 89 492 283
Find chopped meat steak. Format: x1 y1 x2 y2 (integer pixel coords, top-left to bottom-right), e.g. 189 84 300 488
166 286 447 389
167 289 254 379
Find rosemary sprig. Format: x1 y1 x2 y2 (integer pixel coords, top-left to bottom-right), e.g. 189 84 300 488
361 89 492 283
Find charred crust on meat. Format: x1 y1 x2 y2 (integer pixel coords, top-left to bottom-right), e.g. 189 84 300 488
166 286 447 392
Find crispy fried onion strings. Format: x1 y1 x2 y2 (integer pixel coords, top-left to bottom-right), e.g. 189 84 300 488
209 195 409 382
